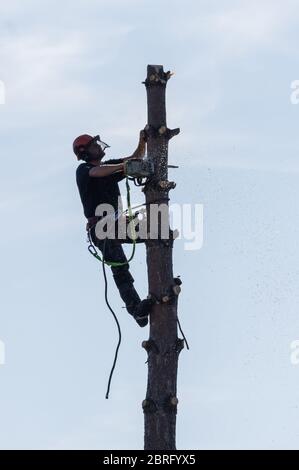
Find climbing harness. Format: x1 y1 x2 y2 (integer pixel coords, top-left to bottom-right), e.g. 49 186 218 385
87 177 137 267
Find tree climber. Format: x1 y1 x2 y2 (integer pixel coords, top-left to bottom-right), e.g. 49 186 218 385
74 131 154 327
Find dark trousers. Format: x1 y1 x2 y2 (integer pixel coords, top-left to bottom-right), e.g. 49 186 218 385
90 223 145 316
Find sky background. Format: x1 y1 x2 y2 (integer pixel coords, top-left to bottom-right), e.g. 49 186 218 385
1 0 299 450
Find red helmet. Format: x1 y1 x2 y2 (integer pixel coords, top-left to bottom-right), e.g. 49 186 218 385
73 134 95 160
73 134 110 160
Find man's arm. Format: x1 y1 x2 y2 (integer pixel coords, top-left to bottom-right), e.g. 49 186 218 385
122 130 146 162
89 162 124 178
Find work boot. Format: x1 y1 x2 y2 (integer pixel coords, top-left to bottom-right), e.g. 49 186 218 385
117 283 155 327
133 298 156 327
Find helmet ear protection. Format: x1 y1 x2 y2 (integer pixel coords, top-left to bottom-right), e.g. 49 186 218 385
78 146 91 162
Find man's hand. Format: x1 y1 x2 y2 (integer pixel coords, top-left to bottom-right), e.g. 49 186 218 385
123 129 147 161
135 130 146 159
139 129 147 143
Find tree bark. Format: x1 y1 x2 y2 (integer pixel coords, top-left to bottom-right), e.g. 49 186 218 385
142 65 182 450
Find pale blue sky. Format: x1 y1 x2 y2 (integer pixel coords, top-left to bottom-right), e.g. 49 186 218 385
1 0 299 450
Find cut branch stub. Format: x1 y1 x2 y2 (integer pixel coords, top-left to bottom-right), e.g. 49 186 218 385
172 285 181 296
167 128 180 140
144 124 180 141
158 180 176 191
142 65 173 87
173 276 182 286
163 396 179 413
142 399 157 414
175 338 185 354
142 339 159 354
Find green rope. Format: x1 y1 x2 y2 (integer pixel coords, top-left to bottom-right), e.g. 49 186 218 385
88 176 137 267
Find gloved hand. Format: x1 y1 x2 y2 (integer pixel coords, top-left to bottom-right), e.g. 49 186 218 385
134 130 146 159
139 129 147 143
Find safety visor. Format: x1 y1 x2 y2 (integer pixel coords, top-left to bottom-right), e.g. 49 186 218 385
87 135 111 152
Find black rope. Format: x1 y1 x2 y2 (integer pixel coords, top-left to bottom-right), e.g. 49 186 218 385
176 316 190 350
101 237 122 399
127 175 150 187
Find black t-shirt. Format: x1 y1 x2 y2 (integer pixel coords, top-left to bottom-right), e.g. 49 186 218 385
76 158 125 219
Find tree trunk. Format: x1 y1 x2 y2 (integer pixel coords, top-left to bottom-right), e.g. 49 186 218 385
142 65 183 450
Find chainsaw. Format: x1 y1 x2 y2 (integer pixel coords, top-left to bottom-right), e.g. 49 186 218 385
124 158 155 178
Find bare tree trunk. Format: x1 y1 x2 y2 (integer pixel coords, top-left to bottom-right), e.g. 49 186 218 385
142 65 183 450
